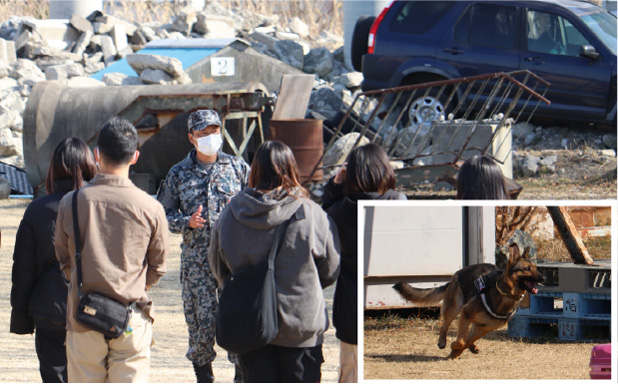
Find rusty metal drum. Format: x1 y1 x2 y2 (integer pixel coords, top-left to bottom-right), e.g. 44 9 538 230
269 119 323 182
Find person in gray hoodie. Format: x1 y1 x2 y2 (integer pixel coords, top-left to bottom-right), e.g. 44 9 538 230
208 140 340 383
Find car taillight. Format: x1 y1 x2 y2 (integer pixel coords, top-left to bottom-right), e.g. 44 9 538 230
367 0 394 54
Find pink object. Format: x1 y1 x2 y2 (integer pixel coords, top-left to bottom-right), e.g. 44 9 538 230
589 344 611 380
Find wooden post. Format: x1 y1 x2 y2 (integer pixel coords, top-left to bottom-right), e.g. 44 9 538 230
547 206 595 265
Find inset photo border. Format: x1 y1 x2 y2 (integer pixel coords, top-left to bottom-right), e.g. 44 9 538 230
358 201 616 382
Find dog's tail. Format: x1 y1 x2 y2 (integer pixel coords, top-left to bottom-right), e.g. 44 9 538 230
393 281 448 306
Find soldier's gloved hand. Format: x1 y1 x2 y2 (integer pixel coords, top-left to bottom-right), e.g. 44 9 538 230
189 205 206 229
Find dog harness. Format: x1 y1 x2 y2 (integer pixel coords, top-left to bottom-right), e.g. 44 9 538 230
474 275 519 320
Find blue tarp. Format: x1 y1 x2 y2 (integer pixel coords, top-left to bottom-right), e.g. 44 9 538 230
91 47 220 81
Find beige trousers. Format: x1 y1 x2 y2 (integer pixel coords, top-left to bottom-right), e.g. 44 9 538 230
338 340 358 383
66 307 152 383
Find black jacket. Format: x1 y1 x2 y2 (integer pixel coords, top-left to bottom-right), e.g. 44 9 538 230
322 178 406 344
10 180 73 333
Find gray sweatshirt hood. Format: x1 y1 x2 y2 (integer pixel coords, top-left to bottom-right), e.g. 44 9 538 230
229 187 303 230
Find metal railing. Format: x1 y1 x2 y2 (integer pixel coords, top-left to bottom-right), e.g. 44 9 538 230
306 70 551 185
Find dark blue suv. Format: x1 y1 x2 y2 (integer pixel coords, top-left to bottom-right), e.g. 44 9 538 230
354 0 617 128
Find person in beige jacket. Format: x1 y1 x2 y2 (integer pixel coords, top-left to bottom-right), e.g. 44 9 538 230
55 117 168 383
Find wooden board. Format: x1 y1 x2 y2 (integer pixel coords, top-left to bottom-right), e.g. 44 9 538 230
272 74 315 120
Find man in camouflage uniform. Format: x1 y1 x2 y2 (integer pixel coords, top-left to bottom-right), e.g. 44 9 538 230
157 110 249 383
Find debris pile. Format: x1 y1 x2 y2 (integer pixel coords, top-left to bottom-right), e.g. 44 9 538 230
0 2 358 169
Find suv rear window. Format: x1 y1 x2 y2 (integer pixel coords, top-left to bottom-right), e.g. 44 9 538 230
455 3 517 48
388 1 456 35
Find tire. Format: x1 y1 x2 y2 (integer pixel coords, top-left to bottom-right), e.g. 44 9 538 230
408 90 448 126
400 87 454 127
351 16 375 72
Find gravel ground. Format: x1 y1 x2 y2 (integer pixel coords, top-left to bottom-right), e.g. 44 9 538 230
0 198 339 383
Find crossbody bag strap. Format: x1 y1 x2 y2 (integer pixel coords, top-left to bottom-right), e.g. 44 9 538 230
267 204 305 270
71 189 83 299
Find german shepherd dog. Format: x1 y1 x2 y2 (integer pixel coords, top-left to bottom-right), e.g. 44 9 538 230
393 243 544 359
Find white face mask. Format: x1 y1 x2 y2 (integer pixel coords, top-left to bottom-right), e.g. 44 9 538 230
195 133 223 156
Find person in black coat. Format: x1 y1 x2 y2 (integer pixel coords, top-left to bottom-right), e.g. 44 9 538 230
322 143 406 383
10 138 97 383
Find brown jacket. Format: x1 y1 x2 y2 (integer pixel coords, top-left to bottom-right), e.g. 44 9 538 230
55 174 168 332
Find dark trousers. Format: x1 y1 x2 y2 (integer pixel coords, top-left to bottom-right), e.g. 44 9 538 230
239 344 324 383
35 327 68 383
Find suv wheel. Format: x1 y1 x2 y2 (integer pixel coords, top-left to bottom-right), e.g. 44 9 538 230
409 94 446 126
351 16 376 72
405 88 453 126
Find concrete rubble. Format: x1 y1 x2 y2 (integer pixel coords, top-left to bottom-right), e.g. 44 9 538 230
0 1 358 169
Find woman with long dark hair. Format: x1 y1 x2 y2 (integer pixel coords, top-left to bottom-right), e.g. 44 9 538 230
456 155 511 199
10 137 97 382
322 142 406 383
208 140 340 383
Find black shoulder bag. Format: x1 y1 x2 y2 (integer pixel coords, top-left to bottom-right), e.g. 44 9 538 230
215 205 304 354
72 189 133 339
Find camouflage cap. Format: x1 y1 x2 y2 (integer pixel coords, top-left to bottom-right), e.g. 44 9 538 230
188 109 221 133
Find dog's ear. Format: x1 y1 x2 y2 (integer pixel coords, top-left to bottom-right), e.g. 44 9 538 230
522 246 531 260
507 243 520 266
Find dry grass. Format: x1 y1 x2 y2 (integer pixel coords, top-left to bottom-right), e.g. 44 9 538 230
0 0 344 36
221 0 343 36
0 0 49 21
537 235 611 262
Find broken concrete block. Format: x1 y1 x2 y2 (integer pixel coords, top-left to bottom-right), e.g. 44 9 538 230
522 154 541 176
303 47 334 77
126 53 184 78
308 86 344 121
15 29 33 55
9 59 45 82
84 61 104 74
0 127 18 156
89 34 102 50
102 72 125 86
99 35 117 61
45 63 85 81
102 72 143 86
70 14 94 34
0 77 18 92
117 46 134 59
171 5 197 35
93 15 130 35
194 14 236 38
111 24 128 52
139 26 157 42
140 68 175 85
0 90 23 113
322 133 370 170
5 40 16 65
289 17 310 38
0 39 16 65
333 72 364 89
85 51 104 65
130 30 149 46
23 41 58 59
539 155 558 173
250 31 278 51
274 40 304 71
0 64 8 79
72 30 93 56
21 19 79 52
156 24 172 39
103 56 116 67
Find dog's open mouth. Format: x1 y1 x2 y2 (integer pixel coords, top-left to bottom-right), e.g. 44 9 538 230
523 281 538 294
